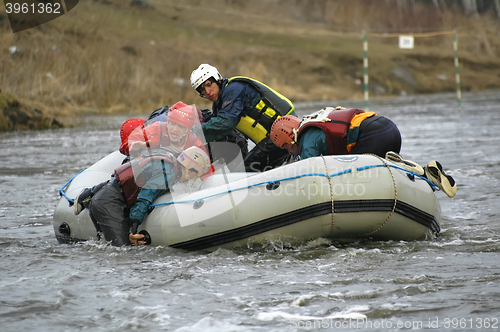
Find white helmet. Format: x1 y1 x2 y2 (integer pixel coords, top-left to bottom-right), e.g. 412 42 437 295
177 146 211 174
190 64 222 93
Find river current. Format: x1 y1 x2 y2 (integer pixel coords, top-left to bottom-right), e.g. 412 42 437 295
1 91 499 331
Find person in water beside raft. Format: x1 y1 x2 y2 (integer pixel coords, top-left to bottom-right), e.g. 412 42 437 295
269 106 457 198
190 63 297 172
78 146 212 246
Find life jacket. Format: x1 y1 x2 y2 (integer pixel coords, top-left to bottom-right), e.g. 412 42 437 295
113 149 179 206
297 107 365 155
226 76 295 144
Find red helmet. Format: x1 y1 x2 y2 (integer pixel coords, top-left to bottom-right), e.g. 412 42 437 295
270 115 301 148
168 101 196 129
119 118 145 155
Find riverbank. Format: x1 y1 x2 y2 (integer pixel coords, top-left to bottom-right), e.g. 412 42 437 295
0 91 63 131
1 0 499 131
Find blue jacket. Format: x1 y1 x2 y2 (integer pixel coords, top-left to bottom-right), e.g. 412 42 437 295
200 78 261 142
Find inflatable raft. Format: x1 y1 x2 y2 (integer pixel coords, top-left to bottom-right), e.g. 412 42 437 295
54 151 441 250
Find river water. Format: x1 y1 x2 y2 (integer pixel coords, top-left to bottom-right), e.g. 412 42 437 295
1 91 499 331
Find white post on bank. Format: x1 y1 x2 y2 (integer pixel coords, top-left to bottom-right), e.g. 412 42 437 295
363 31 369 111
453 30 463 112
362 30 462 112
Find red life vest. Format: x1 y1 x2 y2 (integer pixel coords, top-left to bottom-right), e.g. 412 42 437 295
113 150 179 206
297 108 364 155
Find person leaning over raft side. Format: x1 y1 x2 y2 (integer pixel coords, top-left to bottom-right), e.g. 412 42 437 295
72 117 147 215
79 146 212 246
269 106 457 198
73 102 214 215
190 63 297 172
125 101 214 181
125 101 208 158
271 106 402 159
134 101 247 172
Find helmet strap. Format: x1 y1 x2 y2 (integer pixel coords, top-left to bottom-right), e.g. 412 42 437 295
291 127 299 144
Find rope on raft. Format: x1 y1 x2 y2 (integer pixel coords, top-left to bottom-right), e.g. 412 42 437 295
58 165 437 208
149 164 436 208
58 169 85 205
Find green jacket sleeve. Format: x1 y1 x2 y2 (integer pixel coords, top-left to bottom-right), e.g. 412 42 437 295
298 127 329 159
199 116 240 142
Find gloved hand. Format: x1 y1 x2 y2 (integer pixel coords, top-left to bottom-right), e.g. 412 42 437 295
226 130 248 157
215 130 249 158
128 218 141 235
201 109 213 122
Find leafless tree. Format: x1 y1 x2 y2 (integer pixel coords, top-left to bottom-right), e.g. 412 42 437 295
494 0 500 18
431 0 448 11
292 0 328 23
462 0 479 15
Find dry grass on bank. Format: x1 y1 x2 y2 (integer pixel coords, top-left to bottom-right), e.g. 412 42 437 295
0 0 499 121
